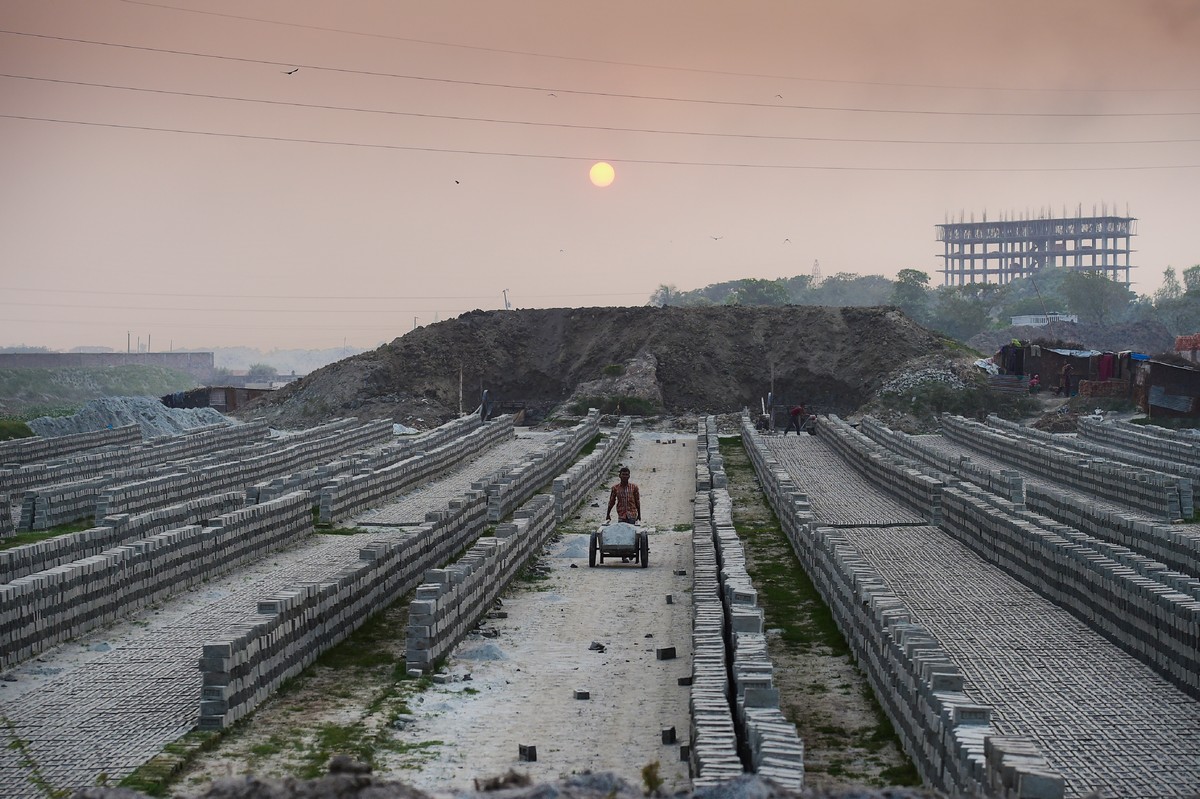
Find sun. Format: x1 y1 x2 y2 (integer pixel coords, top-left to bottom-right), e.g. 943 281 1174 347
589 161 615 188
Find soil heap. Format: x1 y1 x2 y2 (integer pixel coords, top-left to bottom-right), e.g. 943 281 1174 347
240 306 957 429
969 318 1174 357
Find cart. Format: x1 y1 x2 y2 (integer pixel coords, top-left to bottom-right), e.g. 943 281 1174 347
589 521 648 568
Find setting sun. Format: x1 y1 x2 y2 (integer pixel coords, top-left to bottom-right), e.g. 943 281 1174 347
589 161 615 188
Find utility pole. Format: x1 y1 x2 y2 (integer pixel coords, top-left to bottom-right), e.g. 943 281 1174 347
127 331 130 354
502 289 511 310
413 316 418 331
459 363 464 416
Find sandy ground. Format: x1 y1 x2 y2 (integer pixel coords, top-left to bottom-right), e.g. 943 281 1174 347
380 430 700 794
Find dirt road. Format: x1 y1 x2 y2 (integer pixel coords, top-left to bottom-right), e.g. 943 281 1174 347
380 430 700 793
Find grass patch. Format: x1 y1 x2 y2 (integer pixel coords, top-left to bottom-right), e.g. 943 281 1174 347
0 519 94 551
314 610 401 671
316 526 366 536
119 730 222 796
719 434 920 787
578 432 605 458
718 437 848 655
568 395 659 416
0 419 34 440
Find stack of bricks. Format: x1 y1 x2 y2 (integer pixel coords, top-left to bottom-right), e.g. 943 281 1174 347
0 494 12 538
406 495 557 670
1 491 312 670
940 483 1199 698
688 422 744 787
319 418 514 524
0 423 142 466
0 421 268 502
835 413 1200 698
199 491 489 730
0 491 246 584
97 421 398 520
1077 416 1200 467
821 415 945 524
249 461 353 505
350 414 494 473
984 415 1199 512
20 476 111 531
552 418 631 522
738 413 1062 798
859 416 1025 504
859 415 1200 579
942 415 1188 521
485 411 600 522
704 417 804 789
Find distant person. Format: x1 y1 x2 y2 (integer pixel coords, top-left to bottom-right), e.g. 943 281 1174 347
1029 374 1041 394
784 403 806 435
606 466 641 525
1056 363 1074 397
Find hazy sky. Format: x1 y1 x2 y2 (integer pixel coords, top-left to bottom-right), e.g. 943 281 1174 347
2 0 1198 351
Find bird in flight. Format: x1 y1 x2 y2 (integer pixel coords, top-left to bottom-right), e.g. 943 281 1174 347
710 235 723 241
283 68 299 75
783 238 791 243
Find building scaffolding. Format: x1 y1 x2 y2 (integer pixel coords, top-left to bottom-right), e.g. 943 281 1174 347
936 210 1136 287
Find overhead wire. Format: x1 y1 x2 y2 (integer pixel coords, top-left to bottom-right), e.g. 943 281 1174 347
2 29 1198 118
112 0 1200 95
3 114 1196 171
4 73 1197 146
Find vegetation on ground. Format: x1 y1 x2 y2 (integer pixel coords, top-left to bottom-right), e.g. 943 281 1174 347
569 395 659 416
0 520 93 551
0 366 198 416
718 436 920 787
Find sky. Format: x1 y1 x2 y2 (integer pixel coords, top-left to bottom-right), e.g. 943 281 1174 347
1 0 1198 352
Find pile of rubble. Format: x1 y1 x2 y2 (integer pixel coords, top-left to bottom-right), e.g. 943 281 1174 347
28 396 233 440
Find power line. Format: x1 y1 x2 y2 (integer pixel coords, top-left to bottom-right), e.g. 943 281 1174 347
4 114 1197 172
0 300 487 314
3 29 1198 118
6 73 1197 146
113 0 1200 95
1 286 649 301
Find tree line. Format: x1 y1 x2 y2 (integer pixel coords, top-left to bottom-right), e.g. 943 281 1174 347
649 265 1200 344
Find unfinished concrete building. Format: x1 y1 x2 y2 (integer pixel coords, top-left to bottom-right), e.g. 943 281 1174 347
936 209 1136 287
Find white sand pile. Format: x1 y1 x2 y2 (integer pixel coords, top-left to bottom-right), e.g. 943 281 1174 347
27 396 234 440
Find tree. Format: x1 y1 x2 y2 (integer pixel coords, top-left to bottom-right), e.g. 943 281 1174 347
890 269 930 323
1156 267 1183 304
1061 272 1134 326
1184 265 1200 296
723 278 790 306
247 363 279 382
927 284 998 342
648 284 680 307
810 273 893 307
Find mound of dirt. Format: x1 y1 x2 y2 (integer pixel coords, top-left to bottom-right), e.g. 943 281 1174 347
969 319 1174 357
239 306 957 429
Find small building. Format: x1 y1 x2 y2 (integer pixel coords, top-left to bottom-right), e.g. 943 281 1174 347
1010 313 1078 327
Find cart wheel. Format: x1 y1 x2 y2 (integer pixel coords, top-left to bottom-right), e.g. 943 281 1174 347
639 533 649 568
589 532 598 567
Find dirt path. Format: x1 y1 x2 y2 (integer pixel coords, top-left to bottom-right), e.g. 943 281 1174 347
380 431 699 794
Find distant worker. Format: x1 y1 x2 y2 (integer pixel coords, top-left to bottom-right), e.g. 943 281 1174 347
606 466 641 524
1055 363 1074 397
1029 374 1041 394
784 403 806 435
